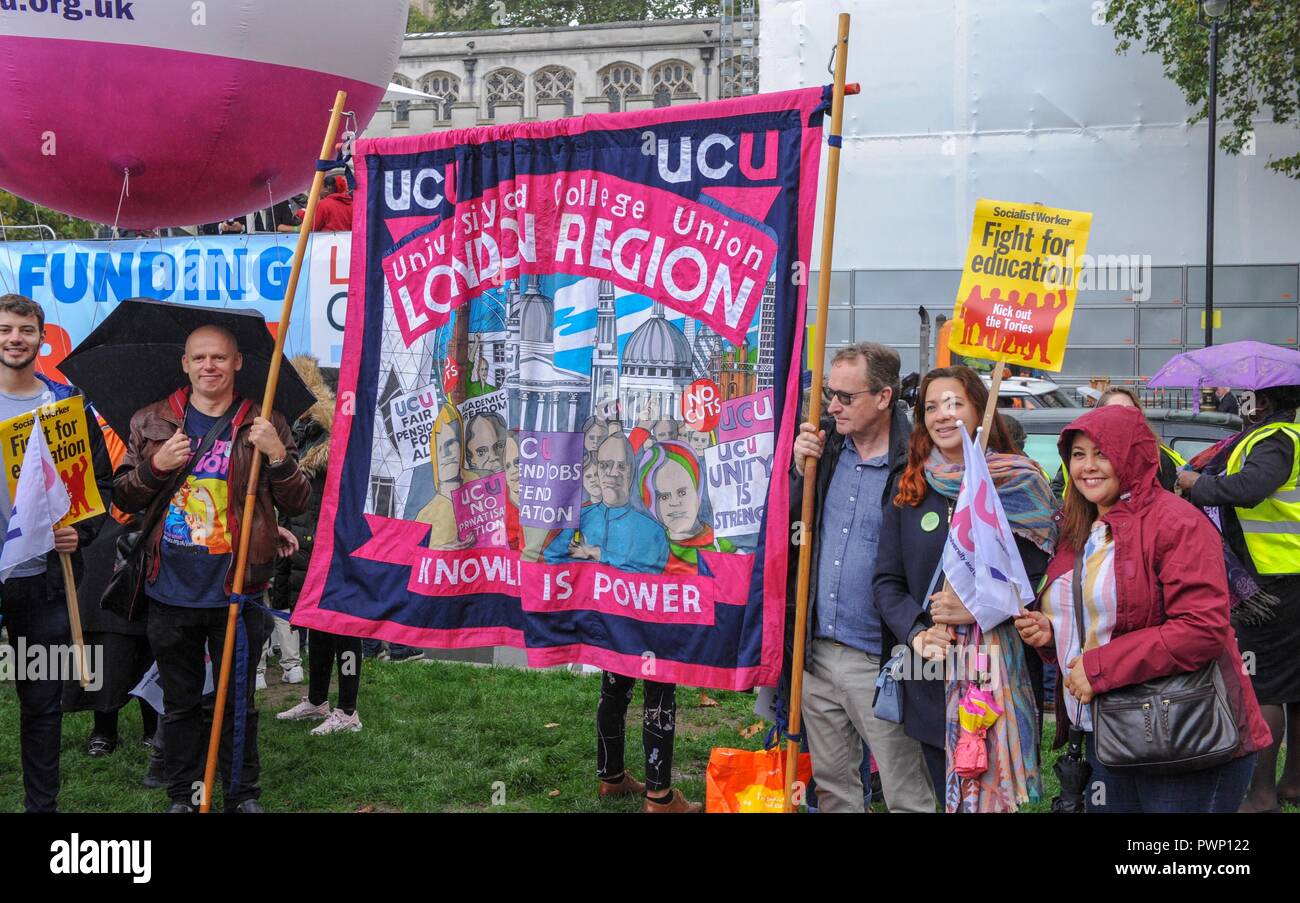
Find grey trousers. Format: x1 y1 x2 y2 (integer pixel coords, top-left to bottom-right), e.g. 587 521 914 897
801 638 937 813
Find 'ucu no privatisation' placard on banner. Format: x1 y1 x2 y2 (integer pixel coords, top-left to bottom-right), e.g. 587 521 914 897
293 87 831 689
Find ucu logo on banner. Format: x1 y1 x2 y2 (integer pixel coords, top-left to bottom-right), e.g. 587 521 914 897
382 163 457 215
654 131 779 185
191 439 230 477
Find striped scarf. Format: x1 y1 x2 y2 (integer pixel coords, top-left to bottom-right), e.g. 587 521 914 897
924 449 1059 554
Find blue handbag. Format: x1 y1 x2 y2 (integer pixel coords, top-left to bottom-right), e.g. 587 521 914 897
873 558 945 724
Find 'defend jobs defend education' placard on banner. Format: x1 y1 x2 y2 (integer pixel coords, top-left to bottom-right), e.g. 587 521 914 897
948 199 1093 371
292 87 833 689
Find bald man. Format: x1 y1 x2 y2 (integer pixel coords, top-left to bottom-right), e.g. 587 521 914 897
113 325 310 813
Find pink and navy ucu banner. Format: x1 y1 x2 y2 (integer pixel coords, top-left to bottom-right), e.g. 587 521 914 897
293 87 829 689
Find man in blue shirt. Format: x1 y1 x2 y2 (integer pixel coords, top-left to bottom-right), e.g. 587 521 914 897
788 343 935 813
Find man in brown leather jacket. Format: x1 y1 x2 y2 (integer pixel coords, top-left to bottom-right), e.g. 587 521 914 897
113 325 310 813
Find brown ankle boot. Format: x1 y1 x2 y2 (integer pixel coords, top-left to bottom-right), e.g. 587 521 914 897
643 788 703 813
598 773 646 799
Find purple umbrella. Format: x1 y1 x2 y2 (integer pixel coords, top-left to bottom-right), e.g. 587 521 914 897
1148 341 1300 391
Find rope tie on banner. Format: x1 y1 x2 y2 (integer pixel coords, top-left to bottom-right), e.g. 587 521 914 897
317 112 359 190
226 593 252 802
810 83 834 125
240 591 293 621
762 690 805 749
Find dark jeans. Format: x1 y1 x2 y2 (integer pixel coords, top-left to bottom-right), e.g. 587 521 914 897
147 597 266 809
1 574 68 812
596 672 677 793
1085 744 1257 813
308 629 362 713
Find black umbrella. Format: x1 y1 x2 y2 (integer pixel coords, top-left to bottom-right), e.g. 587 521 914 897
58 298 316 440
1050 725 1092 813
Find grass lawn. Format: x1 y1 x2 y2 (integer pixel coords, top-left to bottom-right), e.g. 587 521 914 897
2 657 1294 813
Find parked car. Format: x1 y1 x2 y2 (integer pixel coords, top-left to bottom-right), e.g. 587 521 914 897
981 375 1081 410
1005 407 1243 481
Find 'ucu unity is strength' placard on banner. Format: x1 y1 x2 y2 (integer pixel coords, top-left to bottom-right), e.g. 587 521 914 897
293 87 831 689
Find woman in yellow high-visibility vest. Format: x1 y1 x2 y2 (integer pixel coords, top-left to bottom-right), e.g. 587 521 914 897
1180 384 1300 813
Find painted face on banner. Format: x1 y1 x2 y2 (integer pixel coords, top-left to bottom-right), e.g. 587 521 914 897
687 429 711 456
584 420 605 454
654 458 702 540
597 435 633 507
653 419 679 442
582 453 601 504
505 433 520 504
465 415 505 473
435 421 462 494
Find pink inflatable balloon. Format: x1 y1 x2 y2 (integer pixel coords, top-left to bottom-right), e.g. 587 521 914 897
0 0 409 228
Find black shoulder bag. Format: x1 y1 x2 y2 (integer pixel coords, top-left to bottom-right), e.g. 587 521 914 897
1075 553 1240 775
101 407 236 622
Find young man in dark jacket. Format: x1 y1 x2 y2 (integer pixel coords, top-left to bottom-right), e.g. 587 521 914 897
784 342 934 813
113 325 310 813
0 295 112 812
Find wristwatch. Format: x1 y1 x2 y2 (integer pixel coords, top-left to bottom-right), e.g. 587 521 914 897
268 454 288 468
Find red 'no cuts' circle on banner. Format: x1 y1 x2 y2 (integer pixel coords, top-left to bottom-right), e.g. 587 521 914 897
682 379 722 433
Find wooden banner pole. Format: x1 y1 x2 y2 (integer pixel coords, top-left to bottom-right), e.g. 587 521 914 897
784 12 852 813
59 551 90 689
978 360 1006 451
200 90 348 813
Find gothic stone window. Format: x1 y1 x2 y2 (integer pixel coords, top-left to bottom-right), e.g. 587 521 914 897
485 67 525 117
420 71 460 120
599 62 642 112
533 65 576 116
721 54 759 98
650 60 694 108
391 73 412 124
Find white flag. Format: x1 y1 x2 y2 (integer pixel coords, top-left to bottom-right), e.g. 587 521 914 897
941 422 1034 630
0 419 71 582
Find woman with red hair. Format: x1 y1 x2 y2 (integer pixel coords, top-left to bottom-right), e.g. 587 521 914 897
873 366 1057 812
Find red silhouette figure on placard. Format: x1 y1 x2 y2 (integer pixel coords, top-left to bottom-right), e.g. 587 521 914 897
993 293 1024 356
958 285 1000 348
61 455 91 519
1022 291 1068 365
998 290 1032 358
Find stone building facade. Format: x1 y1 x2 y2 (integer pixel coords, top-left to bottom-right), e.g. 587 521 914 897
366 18 751 138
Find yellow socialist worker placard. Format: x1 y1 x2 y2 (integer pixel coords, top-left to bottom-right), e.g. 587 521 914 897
0 395 105 528
948 199 1093 372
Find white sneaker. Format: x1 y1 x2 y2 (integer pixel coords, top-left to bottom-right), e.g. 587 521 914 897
277 697 330 721
310 708 362 736
255 673 267 691
281 665 304 684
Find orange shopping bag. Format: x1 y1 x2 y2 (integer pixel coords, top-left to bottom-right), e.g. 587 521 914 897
705 745 813 813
